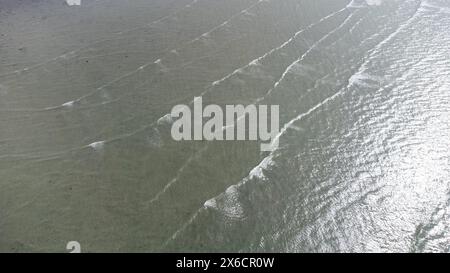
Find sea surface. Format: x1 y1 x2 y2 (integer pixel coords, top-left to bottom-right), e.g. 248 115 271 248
0 0 449 252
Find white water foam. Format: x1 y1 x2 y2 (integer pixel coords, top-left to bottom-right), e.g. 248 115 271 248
349 72 383 87
62 100 75 108
249 155 275 179
157 113 174 126
214 185 246 219
88 141 105 150
366 0 383 6
347 0 383 8
204 198 217 209
347 0 367 8
66 0 81 6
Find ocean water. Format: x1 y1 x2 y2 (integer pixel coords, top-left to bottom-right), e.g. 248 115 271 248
0 0 449 252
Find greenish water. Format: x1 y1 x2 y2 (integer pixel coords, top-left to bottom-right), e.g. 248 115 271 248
0 0 449 252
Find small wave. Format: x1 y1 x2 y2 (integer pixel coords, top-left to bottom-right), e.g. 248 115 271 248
210 185 246 219
249 59 261 66
249 156 274 179
347 0 367 8
347 0 383 9
366 0 383 6
87 141 105 151
66 0 81 6
349 72 382 87
204 198 217 209
157 113 174 126
242 10 257 18
62 100 75 108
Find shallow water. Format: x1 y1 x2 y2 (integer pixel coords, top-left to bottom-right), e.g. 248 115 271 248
0 0 449 252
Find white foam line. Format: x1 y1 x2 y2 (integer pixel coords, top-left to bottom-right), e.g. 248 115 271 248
161 207 206 249
349 13 365 33
145 146 209 206
162 1 425 245
189 0 264 44
346 0 367 9
87 140 105 150
74 50 154 60
0 138 106 161
0 50 79 78
0 0 199 78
